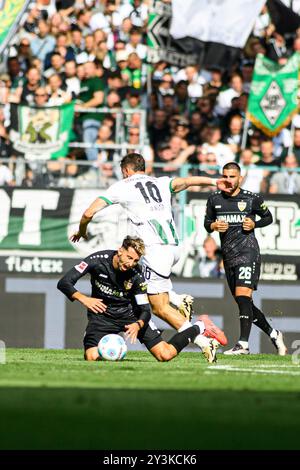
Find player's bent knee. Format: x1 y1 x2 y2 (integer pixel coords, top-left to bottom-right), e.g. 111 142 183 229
151 342 176 362
84 347 99 361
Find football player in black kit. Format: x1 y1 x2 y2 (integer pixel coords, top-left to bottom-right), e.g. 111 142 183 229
57 236 218 362
204 162 287 355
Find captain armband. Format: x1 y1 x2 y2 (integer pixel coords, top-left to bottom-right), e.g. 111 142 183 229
134 293 149 305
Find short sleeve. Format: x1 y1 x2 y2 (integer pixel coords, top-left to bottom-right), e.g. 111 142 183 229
99 181 121 205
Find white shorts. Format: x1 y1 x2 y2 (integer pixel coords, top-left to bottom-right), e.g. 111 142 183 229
141 244 180 294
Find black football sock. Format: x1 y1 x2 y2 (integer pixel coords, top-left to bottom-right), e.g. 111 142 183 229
168 325 200 353
235 296 253 343
252 303 273 336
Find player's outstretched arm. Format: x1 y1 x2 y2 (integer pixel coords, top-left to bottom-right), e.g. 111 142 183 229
171 176 232 193
70 197 108 242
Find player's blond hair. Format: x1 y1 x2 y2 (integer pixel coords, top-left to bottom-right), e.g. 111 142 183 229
122 236 145 257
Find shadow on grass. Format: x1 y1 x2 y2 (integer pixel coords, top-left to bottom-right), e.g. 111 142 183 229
0 387 300 450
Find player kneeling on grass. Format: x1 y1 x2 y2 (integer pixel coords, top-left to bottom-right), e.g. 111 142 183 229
57 236 219 363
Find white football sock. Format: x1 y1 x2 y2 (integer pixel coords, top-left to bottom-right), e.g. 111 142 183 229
193 320 205 335
270 329 278 339
238 340 249 349
178 320 192 332
169 290 182 308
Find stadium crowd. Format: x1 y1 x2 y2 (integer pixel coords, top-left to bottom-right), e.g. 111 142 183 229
0 0 300 195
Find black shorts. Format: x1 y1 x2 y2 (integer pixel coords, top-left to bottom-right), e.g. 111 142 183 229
225 260 261 295
83 313 162 351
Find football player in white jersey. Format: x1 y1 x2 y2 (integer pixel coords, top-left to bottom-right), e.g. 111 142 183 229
71 153 230 358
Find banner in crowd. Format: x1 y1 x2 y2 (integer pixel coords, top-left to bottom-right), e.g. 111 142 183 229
267 0 300 35
247 53 300 136
147 0 198 67
168 0 265 69
0 189 299 281
9 103 75 161
0 0 31 56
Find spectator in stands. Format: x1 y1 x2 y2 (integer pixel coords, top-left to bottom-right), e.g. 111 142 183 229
160 94 179 119
125 27 147 61
156 72 174 105
239 148 265 193
76 9 93 36
124 126 154 173
0 161 14 186
174 118 190 143
118 17 133 43
122 52 144 89
16 38 33 73
187 111 203 145
11 67 43 105
33 86 49 107
148 108 170 153
64 60 80 98
247 128 263 159
196 96 217 126
214 73 243 117
240 60 254 93
256 139 279 167
96 123 116 166
269 154 300 194
202 125 235 167
174 81 191 115
175 65 205 101
0 106 12 159
119 0 148 30
70 27 85 57
202 66 223 95
154 141 178 177
0 74 11 105
47 74 72 105
281 127 300 166
105 90 122 110
23 5 42 34
189 152 221 192
43 52 65 79
266 31 287 62
7 57 24 90
76 61 105 161
222 114 243 155
122 88 142 119
30 19 56 63
198 236 223 279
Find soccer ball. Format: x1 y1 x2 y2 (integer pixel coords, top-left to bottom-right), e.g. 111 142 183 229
98 334 127 361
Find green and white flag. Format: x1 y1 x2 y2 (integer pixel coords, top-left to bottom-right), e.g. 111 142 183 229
0 0 31 56
147 0 197 67
247 53 300 136
10 103 75 161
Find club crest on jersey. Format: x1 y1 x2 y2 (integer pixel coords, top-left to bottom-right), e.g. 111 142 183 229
238 201 247 212
75 261 88 273
124 280 133 290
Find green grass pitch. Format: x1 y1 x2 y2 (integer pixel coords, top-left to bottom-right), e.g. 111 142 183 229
0 349 300 450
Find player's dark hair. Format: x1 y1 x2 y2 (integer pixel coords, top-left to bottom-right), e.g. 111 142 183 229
120 153 145 172
122 236 145 257
223 162 241 173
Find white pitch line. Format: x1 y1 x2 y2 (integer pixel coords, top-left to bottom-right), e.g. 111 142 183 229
205 365 300 376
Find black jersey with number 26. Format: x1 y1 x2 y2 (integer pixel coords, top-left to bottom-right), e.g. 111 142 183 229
204 189 273 267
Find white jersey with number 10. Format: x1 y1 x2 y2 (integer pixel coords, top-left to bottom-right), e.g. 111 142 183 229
100 174 179 246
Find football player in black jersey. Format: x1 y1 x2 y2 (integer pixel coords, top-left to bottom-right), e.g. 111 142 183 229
58 236 219 362
204 162 287 355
